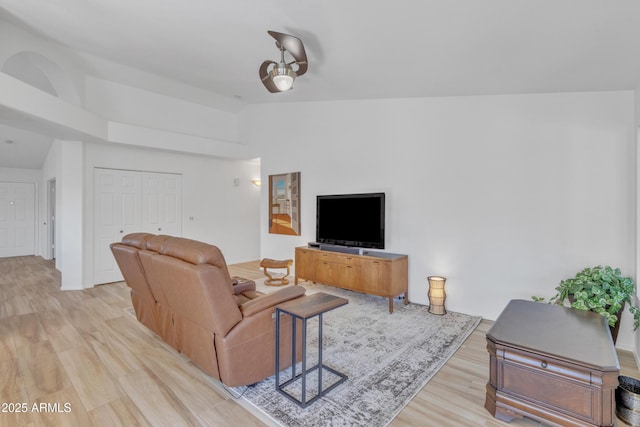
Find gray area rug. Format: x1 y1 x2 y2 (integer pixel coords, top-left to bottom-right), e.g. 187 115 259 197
236 280 481 427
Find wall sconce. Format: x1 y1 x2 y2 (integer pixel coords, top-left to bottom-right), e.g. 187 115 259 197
252 179 262 187
427 276 447 315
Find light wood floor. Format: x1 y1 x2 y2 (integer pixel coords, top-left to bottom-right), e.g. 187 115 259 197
1 257 638 427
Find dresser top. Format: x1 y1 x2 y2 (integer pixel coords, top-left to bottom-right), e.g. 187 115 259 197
487 299 619 371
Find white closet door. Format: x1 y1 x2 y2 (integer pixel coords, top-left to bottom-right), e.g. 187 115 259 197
94 169 183 285
0 182 35 258
142 172 182 236
94 169 142 284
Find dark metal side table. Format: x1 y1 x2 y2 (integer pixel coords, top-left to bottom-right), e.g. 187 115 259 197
275 292 349 408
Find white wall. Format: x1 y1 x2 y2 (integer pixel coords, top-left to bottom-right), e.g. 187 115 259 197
633 83 640 360
38 140 85 290
58 141 84 290
242 90 637 349
85 77 238 142
0 167 41 183
82 142 261 287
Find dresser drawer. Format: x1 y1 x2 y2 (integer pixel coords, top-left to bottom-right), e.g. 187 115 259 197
340 255 361 266
314 252 361 266
499 347 602 423
503 347 592 384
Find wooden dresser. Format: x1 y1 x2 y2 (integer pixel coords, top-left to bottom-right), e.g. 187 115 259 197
485 299 619 426
294 246 408 313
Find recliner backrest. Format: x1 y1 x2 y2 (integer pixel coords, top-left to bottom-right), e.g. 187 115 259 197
110 232 156 302
139 234 174 307
144 236 242 337
110 232 161 335
158 237 234 287
149 254 242 337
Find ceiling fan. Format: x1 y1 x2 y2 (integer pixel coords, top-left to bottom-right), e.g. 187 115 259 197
259 31 308 93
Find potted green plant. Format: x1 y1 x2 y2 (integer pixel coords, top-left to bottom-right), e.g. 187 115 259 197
534 265 640 343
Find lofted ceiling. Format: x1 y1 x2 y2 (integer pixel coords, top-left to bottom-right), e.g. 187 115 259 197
2 0 640 168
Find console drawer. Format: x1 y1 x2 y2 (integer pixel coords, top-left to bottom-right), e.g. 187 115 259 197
502 360 596 420
314 252 361 266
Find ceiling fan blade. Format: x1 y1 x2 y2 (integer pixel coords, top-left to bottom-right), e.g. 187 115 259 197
259 60 280 93
268 31 308 76
292 60 307 77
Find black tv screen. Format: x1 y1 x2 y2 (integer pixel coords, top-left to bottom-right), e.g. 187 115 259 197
316 193 385 249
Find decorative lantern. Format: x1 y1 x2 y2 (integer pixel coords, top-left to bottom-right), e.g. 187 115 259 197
427 276 447 315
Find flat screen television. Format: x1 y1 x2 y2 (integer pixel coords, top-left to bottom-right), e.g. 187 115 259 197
316 192 385 249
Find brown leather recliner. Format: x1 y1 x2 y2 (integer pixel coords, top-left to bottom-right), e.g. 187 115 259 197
110 233 161 335
111 234 306 387
111 233 261 350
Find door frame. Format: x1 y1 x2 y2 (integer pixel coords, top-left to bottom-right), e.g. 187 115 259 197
47 178 56 260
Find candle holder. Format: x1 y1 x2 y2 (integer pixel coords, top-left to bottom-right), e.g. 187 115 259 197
427 276 447 315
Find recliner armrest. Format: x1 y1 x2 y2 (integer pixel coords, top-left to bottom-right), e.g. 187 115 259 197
240 286 306 318
232 280 256 294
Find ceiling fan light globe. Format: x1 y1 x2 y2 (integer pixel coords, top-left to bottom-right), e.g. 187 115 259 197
273 74 294 91
270 66 296 91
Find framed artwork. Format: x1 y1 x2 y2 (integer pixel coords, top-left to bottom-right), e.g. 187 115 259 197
269 172 300 235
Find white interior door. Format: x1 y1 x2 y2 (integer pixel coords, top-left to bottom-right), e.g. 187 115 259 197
94 169 142 284
0 182 35 258
142 172 182 236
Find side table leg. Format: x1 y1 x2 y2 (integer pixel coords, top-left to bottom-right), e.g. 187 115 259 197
275 309 281 390
290 314 296 381
301 317 307 406
318 313 323 396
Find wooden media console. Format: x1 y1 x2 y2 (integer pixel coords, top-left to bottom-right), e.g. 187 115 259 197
294 246 408 313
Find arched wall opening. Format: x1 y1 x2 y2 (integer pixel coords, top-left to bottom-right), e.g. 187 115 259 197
2 50 81 106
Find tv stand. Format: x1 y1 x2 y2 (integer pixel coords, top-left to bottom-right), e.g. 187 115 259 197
294 246 408 313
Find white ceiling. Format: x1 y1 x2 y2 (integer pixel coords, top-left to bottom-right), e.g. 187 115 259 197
0 124 53 169
2 0 640 167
